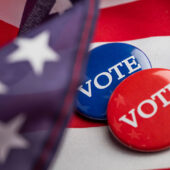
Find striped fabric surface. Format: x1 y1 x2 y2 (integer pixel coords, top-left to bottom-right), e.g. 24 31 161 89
0 0 170 170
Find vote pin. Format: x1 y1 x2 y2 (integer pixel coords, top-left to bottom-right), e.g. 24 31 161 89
76 43 151 120
107 68 170 152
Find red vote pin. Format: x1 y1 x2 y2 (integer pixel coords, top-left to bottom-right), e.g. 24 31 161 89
107 68 170 152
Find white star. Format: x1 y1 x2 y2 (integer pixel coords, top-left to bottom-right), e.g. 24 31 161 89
0 82 8 94
114 94 126 107
0 115 29 163
50 0 73 15
8 31 60 75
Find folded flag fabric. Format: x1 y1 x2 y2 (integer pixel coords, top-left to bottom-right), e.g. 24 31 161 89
19 0 56 34
0 0 98 170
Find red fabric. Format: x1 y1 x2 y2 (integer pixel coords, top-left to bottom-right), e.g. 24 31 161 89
0 20 18 47
94 0 170 42
68 111 106 128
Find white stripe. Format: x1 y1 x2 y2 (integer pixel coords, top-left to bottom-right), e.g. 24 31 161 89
90 36 170 69
100 0 139 9
0 0 26 27
50 126 170 170
50 0 73 15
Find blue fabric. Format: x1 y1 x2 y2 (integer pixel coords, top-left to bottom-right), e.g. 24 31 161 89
0 0 99 169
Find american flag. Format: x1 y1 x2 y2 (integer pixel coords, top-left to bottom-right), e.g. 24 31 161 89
0 0 170 170
0 0 98 169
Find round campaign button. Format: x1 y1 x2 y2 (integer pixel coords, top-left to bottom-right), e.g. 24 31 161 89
107 68 170 152
76 43 151 120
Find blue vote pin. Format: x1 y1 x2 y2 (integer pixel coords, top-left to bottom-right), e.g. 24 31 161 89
76 43 152 120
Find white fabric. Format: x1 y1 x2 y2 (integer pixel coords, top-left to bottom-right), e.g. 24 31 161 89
50 126 170 170
0 0 26 27
100 0 139 9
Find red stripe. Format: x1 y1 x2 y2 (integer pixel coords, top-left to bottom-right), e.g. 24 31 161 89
0 20 18 47
94 0 170 42
68 112 106 128
69 0 170 128
34 0 96 169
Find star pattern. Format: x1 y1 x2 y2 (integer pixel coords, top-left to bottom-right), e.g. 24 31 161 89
114 94 126 107
113 118 122 133
0 82 8 94
7 31 60 75
0 115 29 163
50 0 73 15
128 129 140 140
